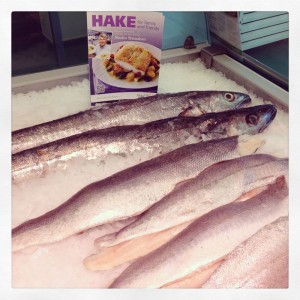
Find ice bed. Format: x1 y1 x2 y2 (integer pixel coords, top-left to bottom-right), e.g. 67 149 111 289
11 45 289 288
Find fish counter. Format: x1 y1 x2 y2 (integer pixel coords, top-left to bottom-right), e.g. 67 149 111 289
11 57 289 288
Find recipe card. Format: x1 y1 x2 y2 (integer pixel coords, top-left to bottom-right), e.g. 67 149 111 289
87 12 165 105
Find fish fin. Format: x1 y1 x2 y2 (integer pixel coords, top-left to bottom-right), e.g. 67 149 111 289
235 175 287 203
94 232 117 249
234 185 270 203
91 215 141 248
172 177 197 192
179 107 203 117
161 256 227 288
179 102 206 117
85 221 192 271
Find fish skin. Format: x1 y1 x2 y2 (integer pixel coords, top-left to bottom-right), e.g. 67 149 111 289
110 176 288 288
12 136 252 252
12 91 251 154
12 104 276 182
202 216 288 288
95 154 288 251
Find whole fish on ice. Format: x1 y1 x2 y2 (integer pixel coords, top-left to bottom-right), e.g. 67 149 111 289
12 91 251 154
85 154 288 271
12 104 276 182
12 104 275 228
12 135 264 252
202 216 288 288
110 176 288 288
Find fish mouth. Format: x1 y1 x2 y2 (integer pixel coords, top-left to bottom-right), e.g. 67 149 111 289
259 105 277 133
235 95 251 109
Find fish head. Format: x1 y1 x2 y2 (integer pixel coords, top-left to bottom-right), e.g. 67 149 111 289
253 104 277 133
218 91 252 109
196 104 277 140
180 91 251 117
223 104 277 136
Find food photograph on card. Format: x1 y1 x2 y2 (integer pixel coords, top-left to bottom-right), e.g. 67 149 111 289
87 12 164 103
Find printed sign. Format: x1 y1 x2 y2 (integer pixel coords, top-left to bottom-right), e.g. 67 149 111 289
87 12 165 105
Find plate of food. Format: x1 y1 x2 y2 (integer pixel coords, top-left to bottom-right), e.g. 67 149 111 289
92 42 160 89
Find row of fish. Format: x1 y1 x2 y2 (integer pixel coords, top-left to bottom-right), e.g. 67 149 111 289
12 91 288 288
84 154 288 272
12 91 251 154
12 104 276 183
11 91 264 227
12 135 261 251
110 176 288 288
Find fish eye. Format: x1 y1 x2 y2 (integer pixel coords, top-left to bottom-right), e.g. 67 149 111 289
224 93 235 102
246 114 259 126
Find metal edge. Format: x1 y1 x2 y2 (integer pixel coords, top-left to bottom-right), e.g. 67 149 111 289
212 54 289 111
11 65 90 94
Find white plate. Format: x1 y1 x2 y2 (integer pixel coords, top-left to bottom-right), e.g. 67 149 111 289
92 42 160 89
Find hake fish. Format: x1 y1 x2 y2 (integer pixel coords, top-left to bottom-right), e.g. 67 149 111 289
202 216 288 288
12 104 275 228
110 176 288 288
85 154 288 271
12 135 264 252
12 91 251 154
12 104 276 182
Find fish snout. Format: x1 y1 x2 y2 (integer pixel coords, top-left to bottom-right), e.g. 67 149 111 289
268 105 277 121
235 94 251 109
259 105 277 133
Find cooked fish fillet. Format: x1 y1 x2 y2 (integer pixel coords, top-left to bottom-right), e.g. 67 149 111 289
12 135 263 252
114 44 152 74
110 176 288 288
